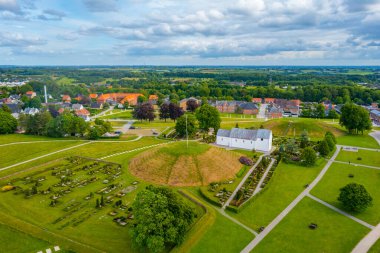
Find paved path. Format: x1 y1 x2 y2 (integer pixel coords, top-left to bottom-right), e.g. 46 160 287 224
352 223 380 253
369 130 380 146
0 140 86 147
257 103 267 119
339 144 380 152
217 208 258 236
91 106 114 119
252 158 275 196
307 194 374 229
0 142 92 172
100 141 172 160
241 147 341 253
334 160 380 170
121 120 135 134
222 155 264 209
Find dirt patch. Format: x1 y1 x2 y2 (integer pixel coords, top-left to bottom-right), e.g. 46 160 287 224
129 144 242 186
129 148 176 184
196 147 242 184
168 156 201 186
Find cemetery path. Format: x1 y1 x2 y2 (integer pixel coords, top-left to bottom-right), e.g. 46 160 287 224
252 158 275 196
352 223 380 253
369 130 380 146
0 142 92 172
222 155 264 209
307 194 374 229
334 160 380 170
240 146 341 253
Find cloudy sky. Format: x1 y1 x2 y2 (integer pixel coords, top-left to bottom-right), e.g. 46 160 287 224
0 0 379 65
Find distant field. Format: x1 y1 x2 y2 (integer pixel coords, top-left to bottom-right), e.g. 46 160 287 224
229 159 326 231
252 197 369 253
312 163 380 225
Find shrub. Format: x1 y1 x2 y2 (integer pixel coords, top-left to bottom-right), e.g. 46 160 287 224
357 157 362 160
318 140 330 157
338 183 372 212
239 156 254 166
301 147 317 166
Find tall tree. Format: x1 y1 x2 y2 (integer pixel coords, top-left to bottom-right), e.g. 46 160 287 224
133 103 155 122
301 147 317 166
318 139 330 157
186 99 199 112
0 110 17 134
159 103 170 122
175 114 197 137
169 103 184 122
25 111 52 136
195 104 221 132
340 103 371 134
131 186 195 253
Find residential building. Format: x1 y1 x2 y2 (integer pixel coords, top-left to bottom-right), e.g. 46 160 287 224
216 128 272 152
97 93 143 106
62 95 71 103
252 98 263 103
148 95 159 105
26 91 36 98
72 103 84 110
91 102 103 109
266 105 283 118
23 107 39 115
239 102 259 115
264 98 275 104
75 108 90 121
0 103 22 118
370 110 380 124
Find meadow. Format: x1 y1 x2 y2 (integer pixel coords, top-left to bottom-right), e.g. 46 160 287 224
311 163 380 225
252 197 370 253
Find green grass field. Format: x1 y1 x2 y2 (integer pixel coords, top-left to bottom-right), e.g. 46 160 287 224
312 163 380 225
0 223 52 253
0 138 202 253
0 134 76 144
98 109 133 119
369 238 380 253
337 134 380 149
252 197 370 253
190 211 253 253
0 141 85 168
0 137 167 178
229 159 326 231
336 149 380 167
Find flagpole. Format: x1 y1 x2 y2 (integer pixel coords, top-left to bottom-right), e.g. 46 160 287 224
186 114 188 149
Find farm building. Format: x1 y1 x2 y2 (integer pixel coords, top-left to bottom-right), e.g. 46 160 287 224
216 128 272 152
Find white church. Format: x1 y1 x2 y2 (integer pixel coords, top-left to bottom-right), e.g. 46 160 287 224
216 128 273 152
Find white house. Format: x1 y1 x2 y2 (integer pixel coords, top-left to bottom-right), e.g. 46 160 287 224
216 128 273 152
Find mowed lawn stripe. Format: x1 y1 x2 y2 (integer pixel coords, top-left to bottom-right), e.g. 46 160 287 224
252 197 370 253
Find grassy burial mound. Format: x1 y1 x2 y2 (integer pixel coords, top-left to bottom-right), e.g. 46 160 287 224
129 142 243 186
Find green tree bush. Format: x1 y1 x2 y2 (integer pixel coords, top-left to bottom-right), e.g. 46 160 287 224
301 147 317 166
0 110 17 134
175 114 197 137
338 183 372 212
131 186 195 253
